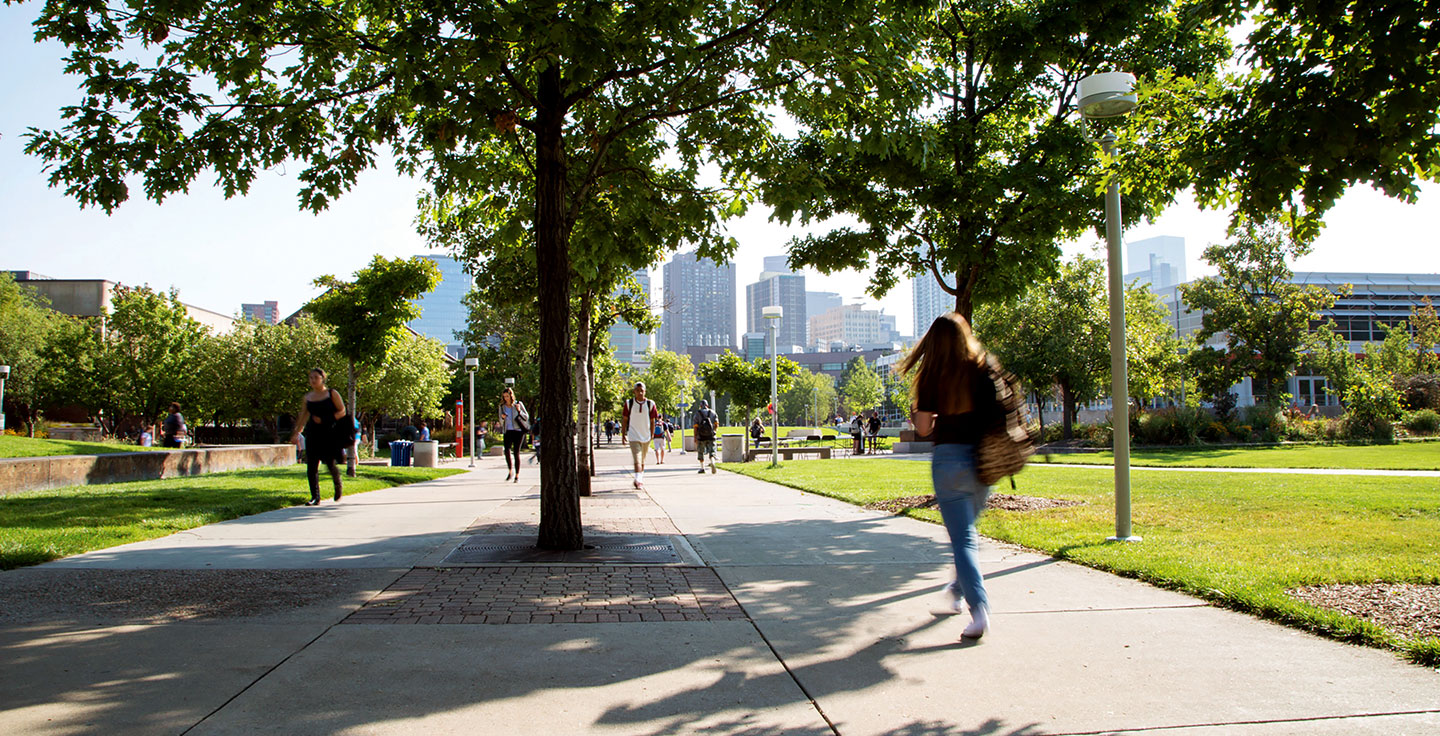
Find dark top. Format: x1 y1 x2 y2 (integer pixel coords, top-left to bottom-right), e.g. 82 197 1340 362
162 412 186 440
303 393 342 462
915 369 1000 445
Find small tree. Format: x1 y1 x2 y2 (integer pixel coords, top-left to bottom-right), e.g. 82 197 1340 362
357 331 452 426
839 359 884 415
639 350 696 419
307 256 441 417
98 285 209 430
1180 222 1338 407
779 368 836 427
698 351 801 421
0 274 59 435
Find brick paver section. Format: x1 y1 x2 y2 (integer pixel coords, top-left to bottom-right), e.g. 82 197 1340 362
343 566 746 624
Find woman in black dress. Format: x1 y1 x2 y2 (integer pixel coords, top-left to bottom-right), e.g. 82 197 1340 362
289 368 347 505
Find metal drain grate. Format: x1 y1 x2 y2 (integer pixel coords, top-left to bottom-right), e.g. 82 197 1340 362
440 534 685 565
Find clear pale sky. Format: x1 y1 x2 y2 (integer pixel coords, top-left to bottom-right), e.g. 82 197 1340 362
3 5 1436 339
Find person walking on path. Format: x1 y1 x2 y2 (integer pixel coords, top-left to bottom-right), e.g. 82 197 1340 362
899 313 1001 639
652 412 670 465
161 402 187 448
289 368 347 506
622 382 659 489
693 399 720 474
498 388 529 483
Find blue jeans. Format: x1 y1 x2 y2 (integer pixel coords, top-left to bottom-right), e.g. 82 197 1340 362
931 443 990 612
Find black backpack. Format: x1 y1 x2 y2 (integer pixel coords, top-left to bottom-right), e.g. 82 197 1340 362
695 411 717 440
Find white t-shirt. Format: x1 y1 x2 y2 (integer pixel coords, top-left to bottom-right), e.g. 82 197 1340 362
626 398 655 443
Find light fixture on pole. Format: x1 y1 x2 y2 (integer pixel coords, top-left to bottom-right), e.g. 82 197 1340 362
762 306 783 467
465 358 479 468
0 365 10 434
1079 70 1140 543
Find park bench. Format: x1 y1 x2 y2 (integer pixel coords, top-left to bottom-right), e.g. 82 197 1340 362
745 446 832 462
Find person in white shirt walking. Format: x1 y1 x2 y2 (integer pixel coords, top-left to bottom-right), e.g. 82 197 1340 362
621 382 659 490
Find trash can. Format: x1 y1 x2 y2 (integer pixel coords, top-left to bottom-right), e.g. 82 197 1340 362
720 434 745 463
389 440 414 467
413 441 439 468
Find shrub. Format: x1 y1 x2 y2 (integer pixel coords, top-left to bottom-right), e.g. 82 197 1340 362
1399 374 1440 411
1343 366 1404 441
1135 407 1208 445
1281 418 1325 442
1403 409 1440 436
1201 421 1229 443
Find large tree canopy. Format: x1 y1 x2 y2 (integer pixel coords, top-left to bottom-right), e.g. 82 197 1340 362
18 0 878 550
761 0 1229 317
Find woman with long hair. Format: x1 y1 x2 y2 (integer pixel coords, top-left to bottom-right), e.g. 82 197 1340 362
289 368 346 506
498 387 528 483
899 313 1000 639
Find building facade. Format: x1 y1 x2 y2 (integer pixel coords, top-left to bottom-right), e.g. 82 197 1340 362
912 274 951 338
746 271 806 351
406 255 472 359
10 271 235 335
809 304 886 347
608 269 653 367
1155 271 1440 407
662 250 736 353
240 300 280 324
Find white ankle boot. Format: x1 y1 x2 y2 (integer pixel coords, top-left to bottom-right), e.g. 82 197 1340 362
962 605 990 639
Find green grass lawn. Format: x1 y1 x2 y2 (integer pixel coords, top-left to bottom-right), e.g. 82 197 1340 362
1036 440 1440 470
0 435 169 458
0 465 464 570
721 458 1440 666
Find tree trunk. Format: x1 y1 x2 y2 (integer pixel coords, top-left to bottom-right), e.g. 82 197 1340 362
1034 390 1046 439
1060 382 1076 440
574 290 594 497
588 348 597 477
534 65 582 550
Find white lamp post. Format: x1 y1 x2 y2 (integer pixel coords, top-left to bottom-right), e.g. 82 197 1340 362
0 365 9 434
762 306 783 467
465 357 479 467
1079 70 1141 543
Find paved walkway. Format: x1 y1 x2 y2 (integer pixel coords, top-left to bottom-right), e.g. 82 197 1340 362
2 449 1437 735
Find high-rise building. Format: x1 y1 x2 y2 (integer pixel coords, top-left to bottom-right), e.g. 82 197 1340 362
805 291 842 343
240 301 280 324
661 250 736 353
608 269 653 366
1126 235 1186 289
740 332 768 361
746 270 806 351
878 313 899 342
809 304 886 347
912 275 951 337
407 254 472 359
762 255 792 274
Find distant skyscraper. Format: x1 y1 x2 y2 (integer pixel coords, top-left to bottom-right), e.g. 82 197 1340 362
241 300 280 324
1126 235 1186 289
662 250 736 352
762 255 792 274
805 291 842 343
809 304 886 346
746 271 806 351
608 269 653 366
407 254 472 358
912 275 951 337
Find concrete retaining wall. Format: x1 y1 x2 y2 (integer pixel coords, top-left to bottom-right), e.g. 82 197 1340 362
0 445 297 496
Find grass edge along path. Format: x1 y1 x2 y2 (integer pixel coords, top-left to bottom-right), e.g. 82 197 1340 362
720 459 1440 668
1035 439 1440 471
0 465 465 570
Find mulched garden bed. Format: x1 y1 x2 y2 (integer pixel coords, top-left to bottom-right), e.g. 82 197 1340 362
1288 583 1440 642
865 493 1085 514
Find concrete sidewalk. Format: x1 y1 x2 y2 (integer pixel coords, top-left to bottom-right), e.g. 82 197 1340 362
1 449 1436 735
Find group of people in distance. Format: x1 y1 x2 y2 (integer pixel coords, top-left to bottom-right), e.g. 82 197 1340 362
271 311 997 641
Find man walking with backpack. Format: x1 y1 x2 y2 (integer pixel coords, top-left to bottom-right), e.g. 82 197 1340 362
621 381 659 489
692 399 720 474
